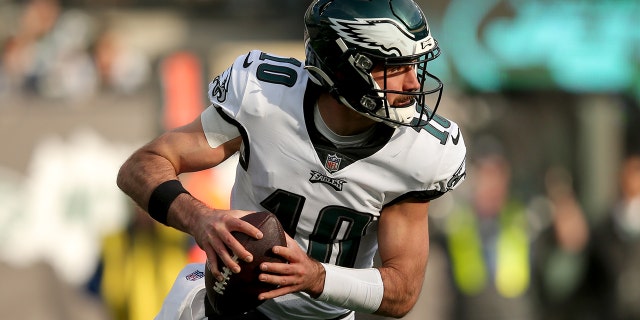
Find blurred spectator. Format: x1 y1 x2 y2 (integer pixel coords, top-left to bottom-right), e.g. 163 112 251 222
92 28 150 95
531 166 609 320
440 139 538 320
1 0 150 101
37 7 98 100
1 0 61 93
0 0 98 100
592 154 640 320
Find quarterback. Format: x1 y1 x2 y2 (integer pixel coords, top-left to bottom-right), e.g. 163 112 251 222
117 0 466 319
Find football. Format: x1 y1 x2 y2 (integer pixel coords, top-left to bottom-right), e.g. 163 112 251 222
204 211 287 316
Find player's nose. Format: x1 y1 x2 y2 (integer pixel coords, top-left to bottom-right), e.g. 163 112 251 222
403 68 420 91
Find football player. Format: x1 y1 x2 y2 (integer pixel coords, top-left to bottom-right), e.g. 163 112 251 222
117 0 467 319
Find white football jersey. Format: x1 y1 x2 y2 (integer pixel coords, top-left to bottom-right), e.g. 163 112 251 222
202 50 466 319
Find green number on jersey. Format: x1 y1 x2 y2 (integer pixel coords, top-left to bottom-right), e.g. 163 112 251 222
411 107 451 145
261 189 373 268
255 52 301 87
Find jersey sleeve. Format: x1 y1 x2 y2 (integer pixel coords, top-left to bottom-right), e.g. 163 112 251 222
201 51 258 148
426 121 467 198
433 123 467 193
207 51 257 118
200 105 241 148
388 121 467 206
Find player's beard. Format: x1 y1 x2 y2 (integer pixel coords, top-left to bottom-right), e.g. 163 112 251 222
380 96 416 126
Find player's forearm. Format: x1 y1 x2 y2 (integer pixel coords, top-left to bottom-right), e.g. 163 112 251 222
375 265 424 318
372 200 430 317
317 263 423 318
317 264 384 315
117 149 179 209
117 148 208 236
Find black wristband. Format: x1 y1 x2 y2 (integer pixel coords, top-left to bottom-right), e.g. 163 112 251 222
147 180 190 225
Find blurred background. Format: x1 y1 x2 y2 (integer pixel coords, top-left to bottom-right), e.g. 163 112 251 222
0 0 638 319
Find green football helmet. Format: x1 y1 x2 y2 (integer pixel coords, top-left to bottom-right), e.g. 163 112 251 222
304 0 443 127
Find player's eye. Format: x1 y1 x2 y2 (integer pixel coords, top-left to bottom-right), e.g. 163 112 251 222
386 65 413 75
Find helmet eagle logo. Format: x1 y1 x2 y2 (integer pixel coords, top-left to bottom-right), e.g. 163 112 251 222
329 18 431 57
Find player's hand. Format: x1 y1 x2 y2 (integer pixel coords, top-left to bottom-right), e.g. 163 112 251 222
257 233 325 300
190 208 263 281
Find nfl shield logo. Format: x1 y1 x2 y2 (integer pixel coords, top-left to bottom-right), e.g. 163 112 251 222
185 270 204 281
325 154 342 173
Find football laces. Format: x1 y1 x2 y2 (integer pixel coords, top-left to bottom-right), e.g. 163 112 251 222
213 255 239 295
